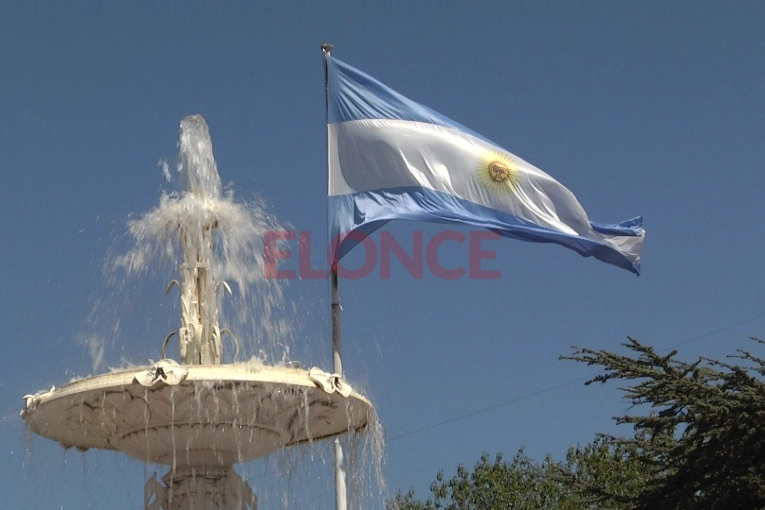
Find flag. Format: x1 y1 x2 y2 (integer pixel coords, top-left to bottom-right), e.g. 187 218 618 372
327 56 645 275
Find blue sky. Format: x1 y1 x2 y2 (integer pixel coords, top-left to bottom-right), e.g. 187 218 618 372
2 2 765 508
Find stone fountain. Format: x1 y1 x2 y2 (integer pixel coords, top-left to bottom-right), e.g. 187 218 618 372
20 116 374 509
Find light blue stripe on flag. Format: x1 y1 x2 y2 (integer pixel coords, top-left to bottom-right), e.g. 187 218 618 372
328 57 490 143
327 56 644 275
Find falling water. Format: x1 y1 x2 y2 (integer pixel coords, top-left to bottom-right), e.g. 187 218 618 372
92 115 295 367
38 115 389 508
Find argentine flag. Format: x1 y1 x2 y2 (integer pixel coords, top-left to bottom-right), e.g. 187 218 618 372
327 57 644 275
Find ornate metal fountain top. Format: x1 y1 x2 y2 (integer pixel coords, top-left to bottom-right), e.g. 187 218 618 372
171 115 227 365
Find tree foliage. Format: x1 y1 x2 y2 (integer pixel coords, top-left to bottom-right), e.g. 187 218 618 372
389 440 650 510
564 336 765 509
390 337 765 510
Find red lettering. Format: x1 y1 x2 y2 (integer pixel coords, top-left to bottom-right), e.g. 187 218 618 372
299 231 329 279
469 231 501 279
426 231 466 280
332 231 378 280
263 231 296 279
380 231 423 279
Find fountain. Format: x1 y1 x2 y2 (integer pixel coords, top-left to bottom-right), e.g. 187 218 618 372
20 115 376 509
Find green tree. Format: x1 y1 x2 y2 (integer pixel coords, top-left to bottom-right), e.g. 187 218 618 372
561 434 654 508
389 441 650 510
390 337 765 510
564 337 765 510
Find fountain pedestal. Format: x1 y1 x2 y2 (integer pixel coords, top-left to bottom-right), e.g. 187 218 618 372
145 467 257 510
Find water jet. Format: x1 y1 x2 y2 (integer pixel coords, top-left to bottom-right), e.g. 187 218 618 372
21 115 376 509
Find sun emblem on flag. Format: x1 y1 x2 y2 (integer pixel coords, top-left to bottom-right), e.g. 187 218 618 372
477 151 520 194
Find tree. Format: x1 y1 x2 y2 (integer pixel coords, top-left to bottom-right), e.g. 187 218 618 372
390 337 765 510
564 336 765 510
388 441 650 510
389 449 578 510
561 434 654 508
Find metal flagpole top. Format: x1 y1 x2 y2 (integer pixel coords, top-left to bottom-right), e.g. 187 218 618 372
321 42 334 54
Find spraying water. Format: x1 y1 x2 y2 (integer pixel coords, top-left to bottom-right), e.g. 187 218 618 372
112 115 290 365
23 115 386 509
178 115 222 199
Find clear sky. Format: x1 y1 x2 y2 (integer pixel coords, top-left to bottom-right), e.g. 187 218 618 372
2 2 765 508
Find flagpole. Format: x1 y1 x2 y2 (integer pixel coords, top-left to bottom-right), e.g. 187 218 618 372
323 41 348 510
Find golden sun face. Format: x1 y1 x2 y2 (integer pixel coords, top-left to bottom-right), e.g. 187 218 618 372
477 152 520 194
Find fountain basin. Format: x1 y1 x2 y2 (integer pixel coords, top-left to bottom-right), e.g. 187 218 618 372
23 364 373 468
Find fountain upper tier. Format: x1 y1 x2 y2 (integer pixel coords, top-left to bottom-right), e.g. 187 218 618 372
22 364 373 468
121 115 258 365
113 115 290 366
